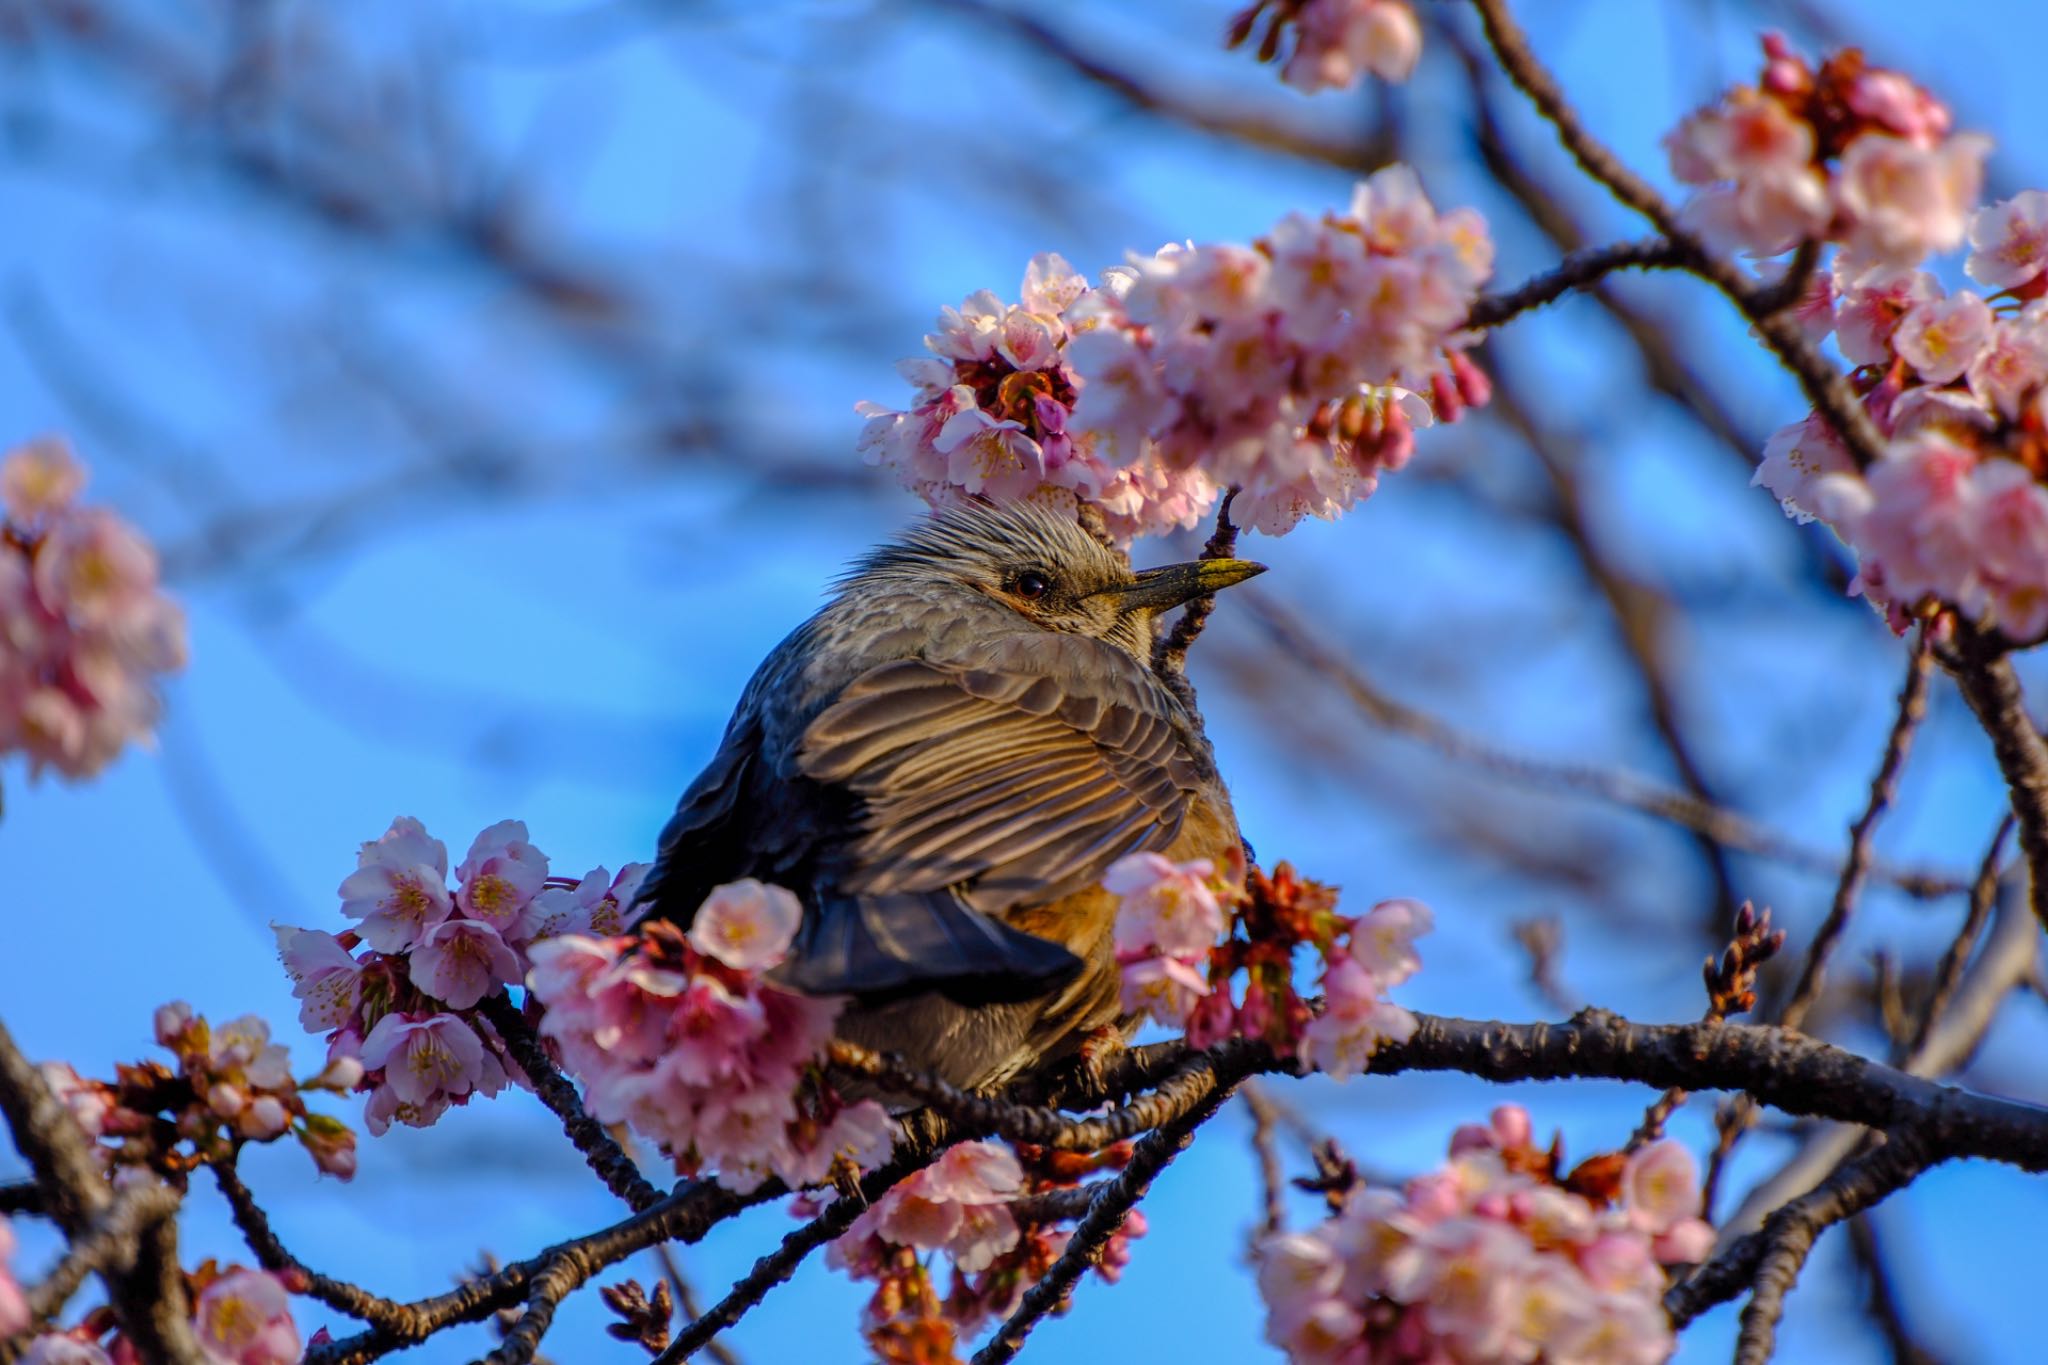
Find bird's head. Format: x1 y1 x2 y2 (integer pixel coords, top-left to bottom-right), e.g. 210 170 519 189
850 502 1266 658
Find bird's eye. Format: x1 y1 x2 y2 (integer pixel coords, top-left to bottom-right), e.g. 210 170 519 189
1013 570 1052 600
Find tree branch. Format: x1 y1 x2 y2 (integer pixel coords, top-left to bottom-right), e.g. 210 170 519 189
969 1082 1237 1364
1466 237 1691 330
0 1015 208 1365
1667 1131 1932 1365
1465 0 1886 470
211 1163 418 1332
475 992 664 1213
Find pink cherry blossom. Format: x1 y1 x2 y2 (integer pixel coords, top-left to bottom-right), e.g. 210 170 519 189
1260 1111 1704 1365
686 879 803 971
1 437 86 525
360 1011 494 1109
1847 433 1983 604
1967 313 2048 418
338 816 453 953
528 864 651 940
193 1268 300 1365
1279 0 1422 93
455 819 548 937
865 171 1489 545
835 1140 1024 1274
38 1062 111 1139
1892 291 1993 384
1 440 187 780
1345 897 1433 987
1835 132 1990 271
273 926 364 1031
1973 458 2048 640
1967 191 2048 291
1834 266 1941 367
1105 852 1224 957
1299 958 1418 1079
1620 1140 1701 1235
1117 953 1211 1026
528 926 888 1193
410 918 523 1010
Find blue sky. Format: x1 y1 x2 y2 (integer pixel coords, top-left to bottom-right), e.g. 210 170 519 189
4 1 2047 1360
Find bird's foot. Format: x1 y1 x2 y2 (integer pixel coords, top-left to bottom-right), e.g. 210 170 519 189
1059 1026 1130 1104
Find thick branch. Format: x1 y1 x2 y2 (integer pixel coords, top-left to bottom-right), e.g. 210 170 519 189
8 1180 181 1342
0 1016 208 1365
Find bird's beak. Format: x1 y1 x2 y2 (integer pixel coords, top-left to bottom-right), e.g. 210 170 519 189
1096 558 1267 613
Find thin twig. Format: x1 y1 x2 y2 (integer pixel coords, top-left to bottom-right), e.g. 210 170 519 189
1901 816 2014 1062
475 993 664 1213
1466 0 1887 470
1782 630 1936 1032
9 1180 182 1341
1737 1134 1931 1365
969 1082 1237 1364
1668 1131 1932 1334
1246 592 1964 898
1240 1082 1288 1240
1845 1213 1950 1365
1151 487 1241 705
1465 237 1690 329
211 1163 417 1330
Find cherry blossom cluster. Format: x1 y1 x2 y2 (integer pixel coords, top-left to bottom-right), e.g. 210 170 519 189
1112 857 1427 1077
14 1264 299 1365
526 883 894 1194
1665 36 1988 271
0 438 187 781
859 168 1493 542
1754 194 2048 640
1226 0 1422 93
29 1005 357 1183
858 253 1219 544
824 1140 1144 1364
1259 1106 1714 1365
278 816 649 1135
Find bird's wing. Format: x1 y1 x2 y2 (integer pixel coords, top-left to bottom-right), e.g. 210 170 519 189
785 631 1201 996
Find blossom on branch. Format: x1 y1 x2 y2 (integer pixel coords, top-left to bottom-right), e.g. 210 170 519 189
859 169 1492 542
1227 0 1423 93
193 1268 301 1365
0 437 187 780
1665 37 1988 271
1751 195 2048 642
1258 1108 1712 1364
526 913 893 1194
826 1139 1146 1361
286 815 657 1135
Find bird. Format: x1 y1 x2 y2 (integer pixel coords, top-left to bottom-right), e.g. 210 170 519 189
635 501 1262 1092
